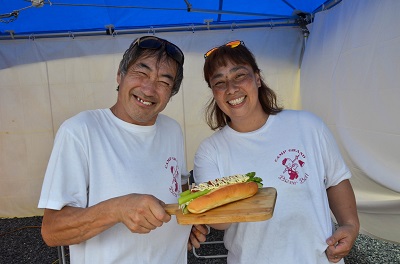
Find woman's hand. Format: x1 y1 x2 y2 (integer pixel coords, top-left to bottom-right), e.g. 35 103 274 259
187 224 209 251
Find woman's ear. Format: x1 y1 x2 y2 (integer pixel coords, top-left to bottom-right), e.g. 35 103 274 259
255 72 261 87
117 71 121 85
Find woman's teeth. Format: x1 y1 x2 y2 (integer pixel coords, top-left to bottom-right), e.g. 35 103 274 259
229 96 245 106
136 96 152 106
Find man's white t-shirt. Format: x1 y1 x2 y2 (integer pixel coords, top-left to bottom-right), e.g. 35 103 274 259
194 110 349 264
39 109 191 264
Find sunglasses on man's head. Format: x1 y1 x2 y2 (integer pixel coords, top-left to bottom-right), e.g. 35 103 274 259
204 40 245 59
134 36 184 65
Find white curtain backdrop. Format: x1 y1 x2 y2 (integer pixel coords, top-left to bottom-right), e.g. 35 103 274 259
0 28 302 216
301 0 400 243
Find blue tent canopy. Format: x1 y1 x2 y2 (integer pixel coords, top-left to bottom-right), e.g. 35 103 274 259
0 0 340 39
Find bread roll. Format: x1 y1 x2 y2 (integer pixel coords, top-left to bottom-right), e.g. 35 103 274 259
187 182 259 214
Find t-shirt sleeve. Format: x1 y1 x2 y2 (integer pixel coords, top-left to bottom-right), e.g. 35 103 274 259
38 123 89 210
193 138 222 184
319 121 351 188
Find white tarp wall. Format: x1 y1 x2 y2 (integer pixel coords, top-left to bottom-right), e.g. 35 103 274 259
301 0 400 243
0 28 302 216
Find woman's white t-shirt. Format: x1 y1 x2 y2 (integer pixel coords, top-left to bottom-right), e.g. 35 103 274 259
194 110 349 264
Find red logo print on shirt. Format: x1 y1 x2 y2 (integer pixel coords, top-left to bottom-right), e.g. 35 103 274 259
165 157 180 197
274 149 309 185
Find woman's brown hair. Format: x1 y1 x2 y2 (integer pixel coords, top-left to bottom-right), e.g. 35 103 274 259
203 42 283 130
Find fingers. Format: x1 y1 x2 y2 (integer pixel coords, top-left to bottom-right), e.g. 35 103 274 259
149 200 172 223
189 231 202 249
124 213 163 234
326 242 350 262
194 224 210 236
119 194 171 233
325 225 358 262
189 225 208 249
326 245 343 263
327 227 356 250
187 241 193 252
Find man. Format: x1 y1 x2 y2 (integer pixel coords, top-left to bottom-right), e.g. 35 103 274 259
39 36 207 263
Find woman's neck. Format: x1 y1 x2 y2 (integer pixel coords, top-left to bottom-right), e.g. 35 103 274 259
228 111 269 133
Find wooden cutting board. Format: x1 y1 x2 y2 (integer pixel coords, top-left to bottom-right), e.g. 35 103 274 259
164 187 277 225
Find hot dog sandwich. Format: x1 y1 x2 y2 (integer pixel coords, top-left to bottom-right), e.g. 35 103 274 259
178 172 263 214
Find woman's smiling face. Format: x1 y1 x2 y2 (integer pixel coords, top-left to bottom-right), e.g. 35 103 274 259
209 60 262 125
114 55 177 125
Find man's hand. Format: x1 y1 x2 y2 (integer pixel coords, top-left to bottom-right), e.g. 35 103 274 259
116 194 172 234
41 193 171 246
187 224 209 251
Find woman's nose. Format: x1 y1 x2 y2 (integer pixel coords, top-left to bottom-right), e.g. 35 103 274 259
226 79 239 94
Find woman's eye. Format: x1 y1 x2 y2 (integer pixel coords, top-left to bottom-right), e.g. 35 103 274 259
213 81 225 89
235 73 246 80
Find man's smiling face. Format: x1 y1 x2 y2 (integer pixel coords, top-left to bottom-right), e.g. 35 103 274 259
113 55 177 125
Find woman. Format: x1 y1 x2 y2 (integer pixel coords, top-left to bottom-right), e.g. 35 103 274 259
193 40 359 263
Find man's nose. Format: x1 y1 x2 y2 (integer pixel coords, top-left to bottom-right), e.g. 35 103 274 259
141 78 158 94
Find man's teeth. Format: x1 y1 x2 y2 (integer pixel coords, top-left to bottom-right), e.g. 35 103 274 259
229 97 245 106
136 97 152 106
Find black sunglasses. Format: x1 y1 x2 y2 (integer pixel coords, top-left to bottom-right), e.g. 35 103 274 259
133 36 184 66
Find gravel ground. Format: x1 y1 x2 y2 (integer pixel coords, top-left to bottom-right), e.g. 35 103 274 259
1 216 399 264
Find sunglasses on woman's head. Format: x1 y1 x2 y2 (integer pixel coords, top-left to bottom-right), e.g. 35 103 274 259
204 40 245 59
133 36 184 65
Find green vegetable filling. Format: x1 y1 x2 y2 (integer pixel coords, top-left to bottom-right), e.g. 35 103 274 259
245 172 263 187
178 189 210 205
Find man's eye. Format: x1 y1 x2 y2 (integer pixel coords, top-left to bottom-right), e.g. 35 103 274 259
158 81 172 89
131 71 147 78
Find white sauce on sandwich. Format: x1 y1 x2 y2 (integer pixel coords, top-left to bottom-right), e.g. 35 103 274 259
191 174 249 192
